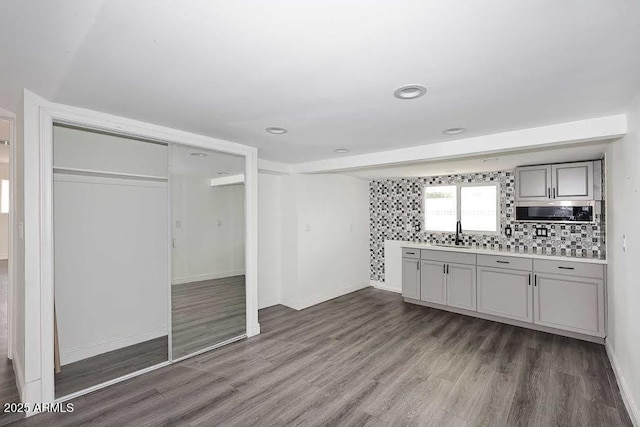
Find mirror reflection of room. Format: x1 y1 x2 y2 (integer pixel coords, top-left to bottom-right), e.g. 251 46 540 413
52 125 169 398
170 145 246 360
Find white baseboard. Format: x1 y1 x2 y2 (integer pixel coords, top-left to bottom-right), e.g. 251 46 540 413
258 299 280 310
282 281 370 311
370 280 401 293
60 326 168 365
605 339 640 427
12 353 24 402
171 270 245 285
247 322 261 337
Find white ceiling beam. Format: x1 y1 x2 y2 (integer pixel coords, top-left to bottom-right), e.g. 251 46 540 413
210 174 244 187
289 114 627 174
258 158 292 174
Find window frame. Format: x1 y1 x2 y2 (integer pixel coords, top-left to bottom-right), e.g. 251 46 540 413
422 182 500 234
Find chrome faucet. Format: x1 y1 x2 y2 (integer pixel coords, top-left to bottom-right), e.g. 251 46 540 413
455 220 463 245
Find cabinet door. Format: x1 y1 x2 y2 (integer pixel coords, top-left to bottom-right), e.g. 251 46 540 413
447 263 476 311
477 267 532 322
552 162 593 200
534 273 605 337
402 258 421 300
420 260 446 304
515 165 551 201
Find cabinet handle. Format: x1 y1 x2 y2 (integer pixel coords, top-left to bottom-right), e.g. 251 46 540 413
406 251 415 255
496 260 510 264
443 264 446 274
416 260 419 270
553 188 556 199
534 274 537 286
547 188 551 198
446 264 449 274
528 274 531 286
558 266 575 270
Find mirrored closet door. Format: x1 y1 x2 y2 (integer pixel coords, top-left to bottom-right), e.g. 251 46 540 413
170 145 246 360
52 124 170 398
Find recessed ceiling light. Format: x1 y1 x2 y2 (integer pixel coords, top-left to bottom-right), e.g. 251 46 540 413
266 127 288 134
443 127 466 135
480 158 499 163
334 148 350 154
190 152 207 157
217 172 229 175
393 84 427 100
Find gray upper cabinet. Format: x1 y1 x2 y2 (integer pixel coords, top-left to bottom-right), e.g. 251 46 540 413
515 160 600 202
515 165 552 201
401 257 421 300
552 162 593 200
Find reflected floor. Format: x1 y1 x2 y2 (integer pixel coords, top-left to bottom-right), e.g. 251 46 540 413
0 259 22 426
171 275 246 359
55 336 168 398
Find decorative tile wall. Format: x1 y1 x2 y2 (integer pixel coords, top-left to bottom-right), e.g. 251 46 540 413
369 170 606 281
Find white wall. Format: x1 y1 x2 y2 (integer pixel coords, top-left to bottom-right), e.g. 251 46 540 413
606 90 640 425
171 177 245 284
0 163 9 259
279 174 370 310
258 173 282 308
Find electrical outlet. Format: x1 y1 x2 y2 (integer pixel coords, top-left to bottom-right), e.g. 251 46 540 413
535 227 548 237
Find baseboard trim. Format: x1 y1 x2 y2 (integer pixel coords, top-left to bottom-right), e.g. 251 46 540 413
404 298 605 344
60 327 168 365
282 281 370 311
171 270 245 285
258 299 280 310
12 353 24 402
370 280 401 293
605 340 640 427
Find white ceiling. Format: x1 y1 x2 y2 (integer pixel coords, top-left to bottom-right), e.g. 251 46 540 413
344 140 611 179
1 1 639 163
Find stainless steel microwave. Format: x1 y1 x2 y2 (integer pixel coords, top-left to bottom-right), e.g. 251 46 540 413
515 201 599 223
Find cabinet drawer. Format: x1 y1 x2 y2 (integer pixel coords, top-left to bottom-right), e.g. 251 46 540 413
402 248 420 259
421 249 476 265
534 259 604 279
477 254 532 271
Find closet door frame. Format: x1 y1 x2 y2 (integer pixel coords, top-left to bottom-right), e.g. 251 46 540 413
30 92 259 406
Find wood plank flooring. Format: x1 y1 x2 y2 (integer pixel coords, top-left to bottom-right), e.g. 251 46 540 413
54 336 168 398
15 287 633 426
0 260 22 426
171 276 246 359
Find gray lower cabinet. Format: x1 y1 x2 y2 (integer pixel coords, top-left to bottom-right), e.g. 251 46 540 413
477 267 532 322
402 247 606 339
401 257 421 300
534 272 605 337
447 263 476 311
420 260 447 304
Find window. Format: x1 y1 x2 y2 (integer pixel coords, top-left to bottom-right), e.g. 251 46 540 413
424 186 457 232
0 180 8 214
424 183 499 233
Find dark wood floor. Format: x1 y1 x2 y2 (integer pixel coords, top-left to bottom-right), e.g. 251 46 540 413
55 336 168 398
16 287 633 426
0 260 22 426
172 276 246 359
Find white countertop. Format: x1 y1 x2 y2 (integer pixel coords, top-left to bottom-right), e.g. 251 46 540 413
399 242 607 265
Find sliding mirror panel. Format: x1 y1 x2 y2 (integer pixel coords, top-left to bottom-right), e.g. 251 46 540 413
53 124 169 398
170 145 246 359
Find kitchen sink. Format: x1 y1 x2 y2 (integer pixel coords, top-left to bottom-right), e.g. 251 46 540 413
434 244 472 249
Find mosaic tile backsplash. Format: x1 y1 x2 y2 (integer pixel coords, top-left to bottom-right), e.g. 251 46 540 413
369 170 606 282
